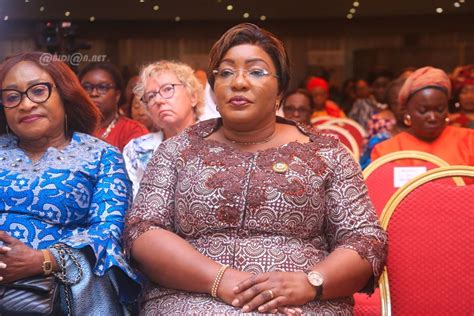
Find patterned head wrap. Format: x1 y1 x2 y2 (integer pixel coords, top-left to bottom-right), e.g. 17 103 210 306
398 66 451 107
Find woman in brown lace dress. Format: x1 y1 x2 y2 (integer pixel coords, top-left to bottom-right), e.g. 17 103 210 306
124 23 387 315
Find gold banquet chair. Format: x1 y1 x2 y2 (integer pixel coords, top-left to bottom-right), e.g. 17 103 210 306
379 166 474 316
362 150 450 216
317 124 360 160
354 151 451 316
323 118 368 153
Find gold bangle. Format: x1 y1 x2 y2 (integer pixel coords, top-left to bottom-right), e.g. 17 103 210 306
211 264 229 298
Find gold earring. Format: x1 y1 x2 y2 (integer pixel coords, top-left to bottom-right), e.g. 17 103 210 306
403 114 412 127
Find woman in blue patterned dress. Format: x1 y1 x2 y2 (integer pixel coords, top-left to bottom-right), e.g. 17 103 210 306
0 52 140 314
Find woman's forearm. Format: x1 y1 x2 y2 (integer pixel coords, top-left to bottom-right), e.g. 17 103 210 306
310 248 373 299
131 228 221 294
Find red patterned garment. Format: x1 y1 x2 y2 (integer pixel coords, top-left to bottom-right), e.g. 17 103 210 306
125 118 387 315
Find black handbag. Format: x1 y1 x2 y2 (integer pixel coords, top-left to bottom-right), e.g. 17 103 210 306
0 275 60 315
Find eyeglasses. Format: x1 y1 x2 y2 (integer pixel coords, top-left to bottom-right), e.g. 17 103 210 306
0 82 56 108
81 83 116 95
141 83 183 107
283 106 312 115
212 68 278 82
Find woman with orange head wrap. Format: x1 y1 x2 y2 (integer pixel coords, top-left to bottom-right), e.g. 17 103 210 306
371 66 474 167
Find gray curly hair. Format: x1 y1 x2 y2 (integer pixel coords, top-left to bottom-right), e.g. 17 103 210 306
134 60 204 118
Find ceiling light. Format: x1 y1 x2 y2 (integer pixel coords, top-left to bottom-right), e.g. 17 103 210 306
353 1 360 7
175 16 181 21
65 11 71 17
90 16 95 22
4 16 9 21
260 15 266 21
139 0 145 2
153 5 159 11
454 2 460 7
243 12 250 18
436 7 443 13
349 8 356 14
347 13 353 19
25 0 29 2
39 6 45 12
226 5 233 11
459 0 464 3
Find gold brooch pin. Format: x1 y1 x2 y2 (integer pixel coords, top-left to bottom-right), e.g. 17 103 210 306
272 162 288 173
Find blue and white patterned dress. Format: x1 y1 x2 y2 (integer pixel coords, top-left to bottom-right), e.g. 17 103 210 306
0 132 140 311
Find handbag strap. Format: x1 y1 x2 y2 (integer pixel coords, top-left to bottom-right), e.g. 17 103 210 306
51 244 84 316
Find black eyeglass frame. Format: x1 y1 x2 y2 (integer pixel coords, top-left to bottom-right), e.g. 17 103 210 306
0 82 56 108
140 83 183 106
81 83 117 95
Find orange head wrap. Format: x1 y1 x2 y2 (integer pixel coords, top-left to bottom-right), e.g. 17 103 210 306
398 66 451 107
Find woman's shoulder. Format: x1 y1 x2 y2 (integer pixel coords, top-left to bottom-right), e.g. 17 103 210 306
0 134 17 149
161 119 218 146
286 119 340 149
125 131 164 151
72 132 122 156
444 125 474 137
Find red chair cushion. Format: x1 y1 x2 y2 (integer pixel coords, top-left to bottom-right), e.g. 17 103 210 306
332 122 365 151
353 289 381 316
365 161 442 216
386 182 474 314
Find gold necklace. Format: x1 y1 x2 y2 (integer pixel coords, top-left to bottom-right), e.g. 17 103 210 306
101 115 119 139
225 129 277 145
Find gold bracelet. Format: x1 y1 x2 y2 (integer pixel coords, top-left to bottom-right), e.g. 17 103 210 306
211 264 229 298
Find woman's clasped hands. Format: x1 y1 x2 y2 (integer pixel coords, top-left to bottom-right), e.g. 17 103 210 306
218 268 316 315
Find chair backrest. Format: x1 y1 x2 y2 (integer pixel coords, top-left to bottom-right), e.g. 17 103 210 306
317 124 360 159
310 115 334 126
362 151 451 216
379 166 474 316
323 118 368 151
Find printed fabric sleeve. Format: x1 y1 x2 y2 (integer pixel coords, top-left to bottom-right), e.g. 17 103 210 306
124 138 180 256
122 138 140 198
55 146 138 283
323 144 388 294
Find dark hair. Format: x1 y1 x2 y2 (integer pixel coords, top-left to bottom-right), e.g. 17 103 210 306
0 52 100 136
207 23 290 96
282 88 314 110
78 62 125 106
367 69 394 86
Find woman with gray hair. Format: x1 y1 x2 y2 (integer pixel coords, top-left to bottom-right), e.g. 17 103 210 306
123 60 204 197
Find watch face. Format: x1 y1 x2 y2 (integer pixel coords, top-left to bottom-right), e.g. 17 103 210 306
308 271 324 287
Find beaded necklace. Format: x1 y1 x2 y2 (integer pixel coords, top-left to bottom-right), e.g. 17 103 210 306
101 115 119 140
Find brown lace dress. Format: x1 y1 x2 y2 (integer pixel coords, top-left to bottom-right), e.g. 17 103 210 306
125 118 387 315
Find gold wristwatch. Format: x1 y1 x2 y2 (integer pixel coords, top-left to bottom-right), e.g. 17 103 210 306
41 249 53 275
307 270 324 299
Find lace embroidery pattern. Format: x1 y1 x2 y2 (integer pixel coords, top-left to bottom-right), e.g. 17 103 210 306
125 118 387 314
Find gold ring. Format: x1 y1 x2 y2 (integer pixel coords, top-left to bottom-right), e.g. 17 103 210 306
267 289 274 300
